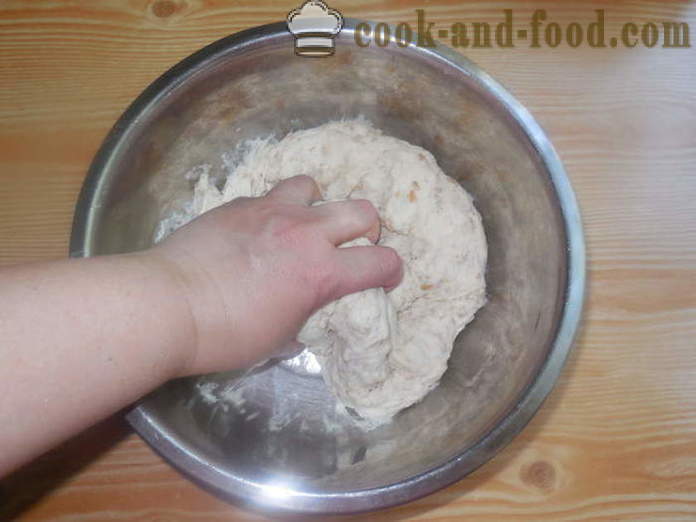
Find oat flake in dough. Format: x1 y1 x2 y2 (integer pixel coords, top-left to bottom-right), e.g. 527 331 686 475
164 120 487 424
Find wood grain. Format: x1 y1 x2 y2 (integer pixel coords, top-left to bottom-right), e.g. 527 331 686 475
1 1 695 520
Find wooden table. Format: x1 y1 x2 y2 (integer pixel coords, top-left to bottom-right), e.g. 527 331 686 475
1 1 695 520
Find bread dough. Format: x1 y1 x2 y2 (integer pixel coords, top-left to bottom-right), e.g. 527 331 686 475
159 120 487 424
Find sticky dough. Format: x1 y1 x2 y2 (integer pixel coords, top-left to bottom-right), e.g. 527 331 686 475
162 119 487 424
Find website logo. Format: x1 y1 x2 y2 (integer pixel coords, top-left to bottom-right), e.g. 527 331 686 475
287 1 344 57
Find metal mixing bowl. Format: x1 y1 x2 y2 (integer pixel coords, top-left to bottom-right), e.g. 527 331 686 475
70 20 585 514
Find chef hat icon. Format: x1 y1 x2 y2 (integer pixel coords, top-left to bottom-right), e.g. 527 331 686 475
287 1 343 57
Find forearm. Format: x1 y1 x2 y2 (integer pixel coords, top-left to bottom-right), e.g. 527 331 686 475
0 176 403 476
0 253 194 475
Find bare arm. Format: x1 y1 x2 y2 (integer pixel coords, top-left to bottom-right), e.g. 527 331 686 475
0 176 402 475
0 253 193 474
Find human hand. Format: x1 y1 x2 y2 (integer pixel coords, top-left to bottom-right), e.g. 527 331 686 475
149 175 403 376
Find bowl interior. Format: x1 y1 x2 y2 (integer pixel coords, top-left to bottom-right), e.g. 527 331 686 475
80 28 567 498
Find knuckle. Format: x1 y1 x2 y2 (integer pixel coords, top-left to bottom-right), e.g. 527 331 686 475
291 174 319 192
317 264 339 298
306 259 339 303
352 199 379 222
272 222 305 246
345 199 379 233
264 209 306 244
293 174 315 185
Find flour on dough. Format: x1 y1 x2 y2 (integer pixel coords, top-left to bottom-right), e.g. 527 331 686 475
157 119 487 424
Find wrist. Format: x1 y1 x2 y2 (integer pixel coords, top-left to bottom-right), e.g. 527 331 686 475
129 250 200 379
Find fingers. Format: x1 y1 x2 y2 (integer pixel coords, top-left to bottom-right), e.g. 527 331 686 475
313 199 381 245
267 175 322 205
332 246 403 298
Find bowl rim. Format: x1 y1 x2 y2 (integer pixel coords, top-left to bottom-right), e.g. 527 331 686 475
70 19 586 515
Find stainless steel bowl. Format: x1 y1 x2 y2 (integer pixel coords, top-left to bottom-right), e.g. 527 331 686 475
70 20 585 514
